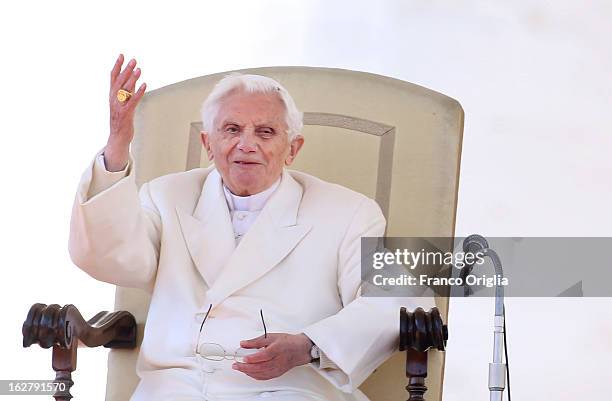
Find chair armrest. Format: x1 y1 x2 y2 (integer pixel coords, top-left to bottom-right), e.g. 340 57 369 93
23 303 137 349
22 303 137 401
400 306 448 401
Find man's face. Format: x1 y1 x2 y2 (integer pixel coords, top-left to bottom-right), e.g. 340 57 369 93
201 90 304 196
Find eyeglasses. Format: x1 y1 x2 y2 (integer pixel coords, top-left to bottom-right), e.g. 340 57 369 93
194 304 268 363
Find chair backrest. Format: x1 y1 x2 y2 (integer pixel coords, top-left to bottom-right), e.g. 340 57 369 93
106 67 463 401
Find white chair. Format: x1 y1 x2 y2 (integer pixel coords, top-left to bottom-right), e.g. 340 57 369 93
25 66 463 401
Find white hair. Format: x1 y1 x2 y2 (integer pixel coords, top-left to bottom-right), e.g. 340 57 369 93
200 73 303 140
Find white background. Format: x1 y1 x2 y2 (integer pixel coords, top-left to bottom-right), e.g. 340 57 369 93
1 1 611 400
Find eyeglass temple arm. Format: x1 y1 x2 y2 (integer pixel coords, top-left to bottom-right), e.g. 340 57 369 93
260 309 267 338
195 304 214 353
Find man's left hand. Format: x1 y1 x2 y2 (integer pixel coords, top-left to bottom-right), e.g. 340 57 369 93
233 333 313 380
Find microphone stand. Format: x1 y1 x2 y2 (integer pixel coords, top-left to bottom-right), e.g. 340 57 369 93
461 235 507 401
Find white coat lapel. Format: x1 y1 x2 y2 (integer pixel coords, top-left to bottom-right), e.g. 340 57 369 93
175 169 236 288
206 170 312 306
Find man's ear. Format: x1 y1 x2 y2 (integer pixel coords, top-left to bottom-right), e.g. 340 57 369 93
285 135 304 166
200 131 214 161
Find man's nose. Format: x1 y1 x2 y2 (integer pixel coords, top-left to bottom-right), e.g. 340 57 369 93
236 131 257 152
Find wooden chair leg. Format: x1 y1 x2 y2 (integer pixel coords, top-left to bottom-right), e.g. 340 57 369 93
52 343 76 401
405 348 428 401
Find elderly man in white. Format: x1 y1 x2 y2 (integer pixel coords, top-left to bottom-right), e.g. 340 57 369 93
69 54 430 401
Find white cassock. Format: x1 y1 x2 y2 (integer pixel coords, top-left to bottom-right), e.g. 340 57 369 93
69 150 434 401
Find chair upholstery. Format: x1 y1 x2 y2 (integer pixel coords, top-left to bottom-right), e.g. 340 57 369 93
105 67 464 401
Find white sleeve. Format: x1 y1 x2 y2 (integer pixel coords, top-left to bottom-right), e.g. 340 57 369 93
68 149 161 292
87 152 130 200
303 198 435 392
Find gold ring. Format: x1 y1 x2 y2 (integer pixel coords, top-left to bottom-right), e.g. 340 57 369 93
117 89 133 102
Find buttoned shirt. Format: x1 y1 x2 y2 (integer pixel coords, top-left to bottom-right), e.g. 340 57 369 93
222 178 281 244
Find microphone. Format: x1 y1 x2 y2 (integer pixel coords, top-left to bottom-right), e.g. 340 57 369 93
459 234 490 294
463 234 489 256
461 235 509 401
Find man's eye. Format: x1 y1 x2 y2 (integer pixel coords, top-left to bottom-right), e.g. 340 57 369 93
225 126 239 134
258 129 274 137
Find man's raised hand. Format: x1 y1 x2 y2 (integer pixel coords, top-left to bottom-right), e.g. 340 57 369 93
105 54 146 171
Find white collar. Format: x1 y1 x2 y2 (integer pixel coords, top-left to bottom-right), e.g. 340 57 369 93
222 176 281 212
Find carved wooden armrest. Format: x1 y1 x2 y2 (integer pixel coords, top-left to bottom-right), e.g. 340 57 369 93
400 306 448 401
22 303 137 401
